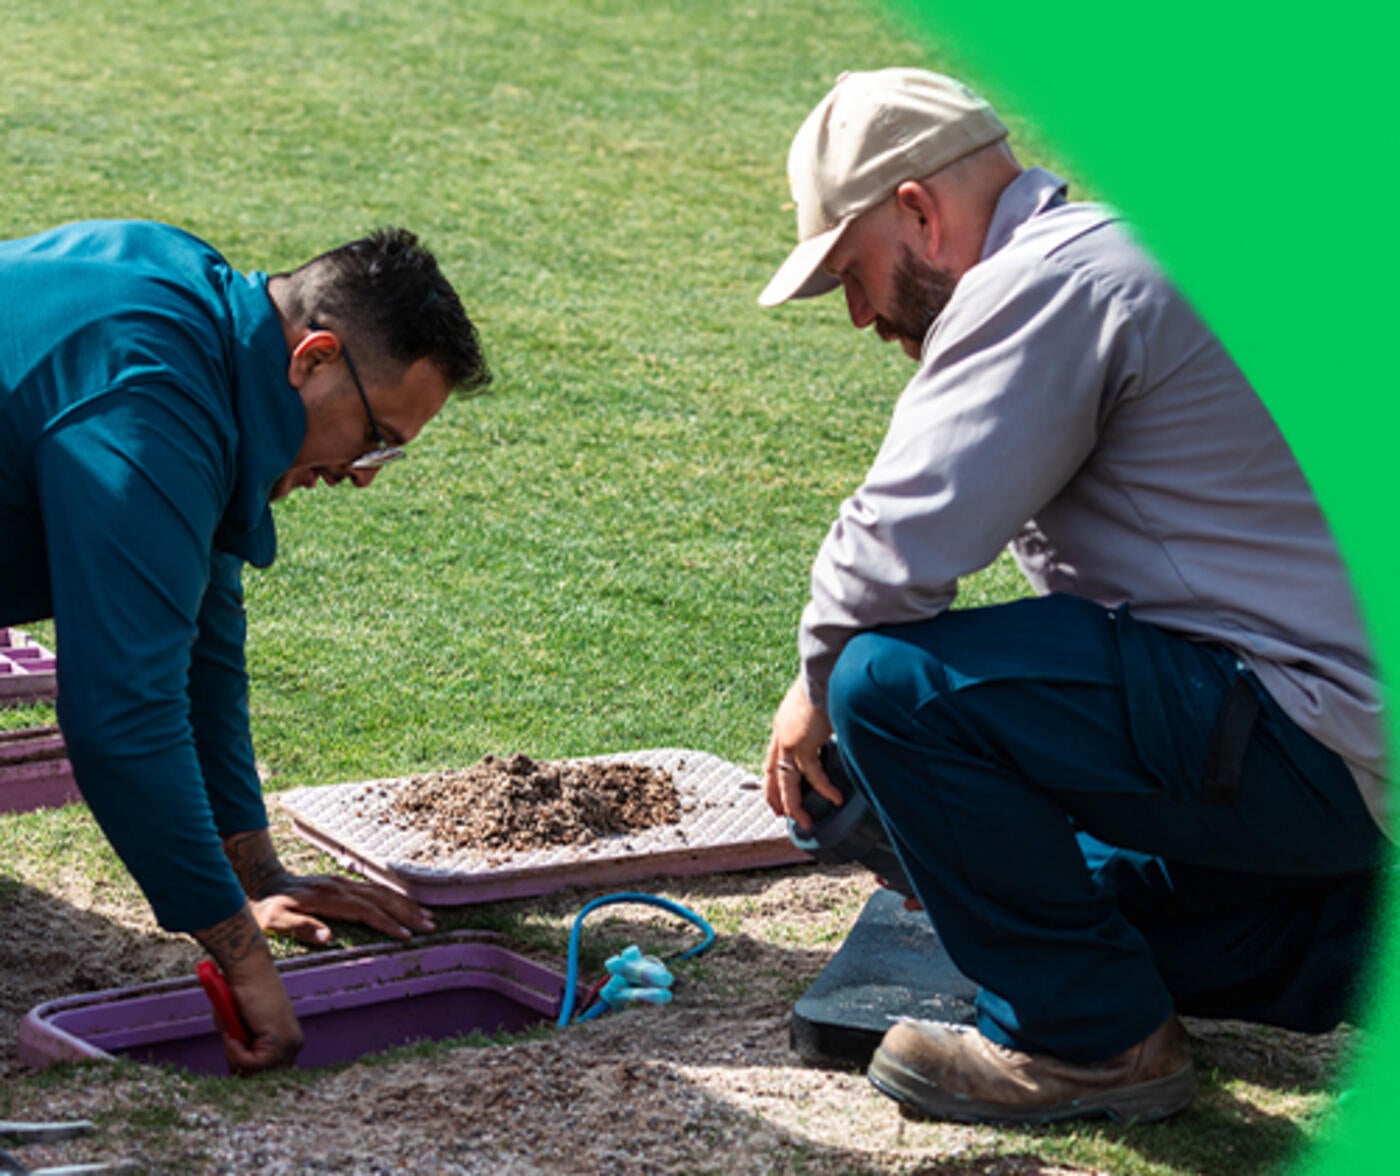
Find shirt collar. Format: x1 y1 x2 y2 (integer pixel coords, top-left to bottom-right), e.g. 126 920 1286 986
212 270 306 568
979 166 1070 261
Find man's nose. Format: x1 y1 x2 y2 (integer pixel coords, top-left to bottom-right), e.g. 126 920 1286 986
349 467 380 489
843 276 876 330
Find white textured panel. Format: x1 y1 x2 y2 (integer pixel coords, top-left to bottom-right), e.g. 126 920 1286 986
280 749 809 905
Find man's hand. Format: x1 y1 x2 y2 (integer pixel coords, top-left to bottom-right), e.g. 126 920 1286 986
223 829 436 947
248 875 437 945
193 905 303 1076
765 674 839 831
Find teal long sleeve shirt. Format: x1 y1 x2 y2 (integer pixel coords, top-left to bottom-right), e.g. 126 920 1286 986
0 221 306 931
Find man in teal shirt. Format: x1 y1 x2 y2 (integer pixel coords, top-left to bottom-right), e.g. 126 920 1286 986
0 220 490 1073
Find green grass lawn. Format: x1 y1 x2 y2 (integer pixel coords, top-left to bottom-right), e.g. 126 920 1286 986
5 0 1042 783
0 2 1338 1172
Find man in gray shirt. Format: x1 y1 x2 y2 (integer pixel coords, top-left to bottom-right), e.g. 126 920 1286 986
760 68 1388 1124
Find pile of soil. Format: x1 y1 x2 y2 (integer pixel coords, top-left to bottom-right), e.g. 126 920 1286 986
384 753 680 857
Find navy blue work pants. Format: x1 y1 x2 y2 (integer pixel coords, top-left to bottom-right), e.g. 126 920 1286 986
826 594 1387 1062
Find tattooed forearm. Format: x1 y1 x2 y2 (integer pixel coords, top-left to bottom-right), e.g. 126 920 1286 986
193 904 266 966
222 829 295 899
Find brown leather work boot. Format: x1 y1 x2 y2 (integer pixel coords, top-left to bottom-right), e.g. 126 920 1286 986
867 1015 1196 1125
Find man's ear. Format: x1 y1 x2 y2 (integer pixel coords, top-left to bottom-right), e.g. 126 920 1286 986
287 328 340 389
894 180 941 262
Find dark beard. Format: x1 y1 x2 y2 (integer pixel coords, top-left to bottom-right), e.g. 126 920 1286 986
875 247 958 352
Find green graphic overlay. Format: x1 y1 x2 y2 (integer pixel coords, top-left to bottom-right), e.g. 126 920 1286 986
884 2 1397 1169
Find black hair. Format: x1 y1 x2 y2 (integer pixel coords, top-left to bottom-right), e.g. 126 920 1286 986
279 227 490 394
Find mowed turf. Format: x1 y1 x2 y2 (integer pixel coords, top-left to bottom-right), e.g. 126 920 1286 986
0 3 1341 1173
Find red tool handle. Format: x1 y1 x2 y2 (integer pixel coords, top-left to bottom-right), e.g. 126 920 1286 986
197 960 252 1047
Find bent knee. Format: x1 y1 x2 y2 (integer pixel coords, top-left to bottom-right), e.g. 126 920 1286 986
829 626 949 730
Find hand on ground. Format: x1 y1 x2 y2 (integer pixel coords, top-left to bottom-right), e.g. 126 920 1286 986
223 828 437 946
249 874 437 946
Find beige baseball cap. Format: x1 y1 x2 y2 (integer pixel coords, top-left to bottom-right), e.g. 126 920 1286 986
758 68 1008 308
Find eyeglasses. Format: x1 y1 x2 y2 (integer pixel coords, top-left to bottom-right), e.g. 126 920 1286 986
308 318 406 471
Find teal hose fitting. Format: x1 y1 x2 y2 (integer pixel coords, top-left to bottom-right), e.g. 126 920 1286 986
557 892 715 1026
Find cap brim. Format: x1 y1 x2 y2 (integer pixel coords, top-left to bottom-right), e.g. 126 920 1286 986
757 219 851 308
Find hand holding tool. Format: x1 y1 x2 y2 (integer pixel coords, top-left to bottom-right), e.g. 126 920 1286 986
197 960 252 1047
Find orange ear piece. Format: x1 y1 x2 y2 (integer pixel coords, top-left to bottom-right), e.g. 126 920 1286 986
292 328 339 362
287 329 341 388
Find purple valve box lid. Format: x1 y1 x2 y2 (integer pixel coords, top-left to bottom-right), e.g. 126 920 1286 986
0 627 57 703
0 724 79 814
18 932 566 1076
279 748 808 906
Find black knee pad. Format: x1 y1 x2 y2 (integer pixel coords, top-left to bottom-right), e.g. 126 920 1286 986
787 741 914 897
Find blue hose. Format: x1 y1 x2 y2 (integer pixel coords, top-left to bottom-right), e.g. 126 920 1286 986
556 891 716 1027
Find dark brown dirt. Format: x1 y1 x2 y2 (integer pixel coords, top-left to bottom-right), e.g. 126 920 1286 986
384 753 680 856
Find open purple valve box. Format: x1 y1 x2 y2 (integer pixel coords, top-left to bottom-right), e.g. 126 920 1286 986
19 932 566 1076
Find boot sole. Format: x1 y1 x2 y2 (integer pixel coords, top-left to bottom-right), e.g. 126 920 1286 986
867 1046 1198 1126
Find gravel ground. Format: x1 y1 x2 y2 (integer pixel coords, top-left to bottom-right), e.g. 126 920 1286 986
1 808 1355 1175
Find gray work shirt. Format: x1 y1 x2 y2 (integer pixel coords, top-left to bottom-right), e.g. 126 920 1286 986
799 168 1387 833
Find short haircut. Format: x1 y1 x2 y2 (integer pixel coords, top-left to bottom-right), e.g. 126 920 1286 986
278 227 490 394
